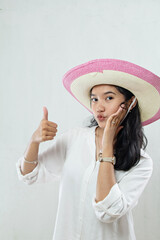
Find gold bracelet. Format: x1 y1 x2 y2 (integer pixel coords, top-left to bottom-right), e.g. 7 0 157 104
24 157 38 165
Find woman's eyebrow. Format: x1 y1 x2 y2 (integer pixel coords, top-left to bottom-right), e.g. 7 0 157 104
91 91 116 96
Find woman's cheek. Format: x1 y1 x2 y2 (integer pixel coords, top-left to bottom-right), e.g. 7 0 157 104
107 107 117 116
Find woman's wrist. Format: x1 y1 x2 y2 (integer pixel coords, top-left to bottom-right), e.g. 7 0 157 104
102 146 114 158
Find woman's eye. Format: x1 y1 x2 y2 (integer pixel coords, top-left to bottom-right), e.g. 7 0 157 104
90 98 97 102
106 96 113 100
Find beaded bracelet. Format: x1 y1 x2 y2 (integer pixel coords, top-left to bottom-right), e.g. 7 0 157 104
24 157 38 165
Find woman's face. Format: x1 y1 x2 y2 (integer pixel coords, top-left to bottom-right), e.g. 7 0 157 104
90 84 126 128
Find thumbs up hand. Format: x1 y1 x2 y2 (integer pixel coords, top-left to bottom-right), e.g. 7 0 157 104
31 106 58 144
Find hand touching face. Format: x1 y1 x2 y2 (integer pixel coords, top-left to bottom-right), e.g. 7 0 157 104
102 103 127 148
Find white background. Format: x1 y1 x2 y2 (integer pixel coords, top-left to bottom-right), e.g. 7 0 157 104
0 0 160 239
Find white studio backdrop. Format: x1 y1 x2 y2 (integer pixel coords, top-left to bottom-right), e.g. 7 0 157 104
0 0 160 239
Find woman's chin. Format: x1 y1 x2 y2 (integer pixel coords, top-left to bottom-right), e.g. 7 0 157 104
97 121 106 129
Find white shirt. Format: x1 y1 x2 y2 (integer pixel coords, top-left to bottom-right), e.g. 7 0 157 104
16 125 153 240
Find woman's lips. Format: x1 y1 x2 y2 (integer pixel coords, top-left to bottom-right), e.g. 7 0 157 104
97 116 106 121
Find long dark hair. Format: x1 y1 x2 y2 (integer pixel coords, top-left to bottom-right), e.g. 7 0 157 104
87 85 148 171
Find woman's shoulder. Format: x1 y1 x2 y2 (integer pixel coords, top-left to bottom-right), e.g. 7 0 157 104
128 149 153 175
140 149 153 167
140 148 152 159
131 149 153 178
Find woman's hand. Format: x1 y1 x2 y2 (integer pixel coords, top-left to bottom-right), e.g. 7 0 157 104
31 106 58 144
102 104 127 150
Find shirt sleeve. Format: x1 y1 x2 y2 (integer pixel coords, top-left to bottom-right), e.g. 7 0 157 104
92 152 153 223
16 130 69 185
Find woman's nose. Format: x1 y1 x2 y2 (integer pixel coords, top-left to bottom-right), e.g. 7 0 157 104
97 102 105 111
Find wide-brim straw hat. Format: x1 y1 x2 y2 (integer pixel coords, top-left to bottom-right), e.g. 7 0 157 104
62 59 160 126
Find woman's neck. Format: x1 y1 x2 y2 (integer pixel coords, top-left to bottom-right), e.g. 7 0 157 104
96 126 104 138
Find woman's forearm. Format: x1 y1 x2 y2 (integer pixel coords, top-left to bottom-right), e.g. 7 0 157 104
20 137 40 176
95 145 116 203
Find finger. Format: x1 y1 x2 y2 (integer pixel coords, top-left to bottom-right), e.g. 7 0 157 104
107 106 126 126
43 136 55 141
43 125 58 133
119 107 126 119
110 112 124 127
116 106 127 121
43 106 48 120
47 121 58 128
111 107 124 117
108 110 123 125
45 131 57 137
42 130 57 138
107 116 119 127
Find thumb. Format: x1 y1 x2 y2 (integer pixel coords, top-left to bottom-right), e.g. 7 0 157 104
43 106 48 120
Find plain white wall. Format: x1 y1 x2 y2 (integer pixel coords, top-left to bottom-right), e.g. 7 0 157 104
0 0 160 239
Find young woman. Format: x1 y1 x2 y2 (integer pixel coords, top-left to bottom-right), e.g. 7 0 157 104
16 59 160 240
